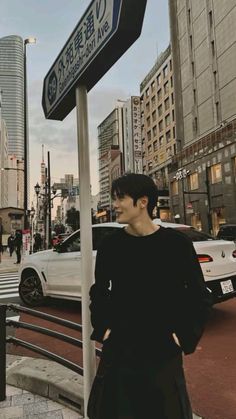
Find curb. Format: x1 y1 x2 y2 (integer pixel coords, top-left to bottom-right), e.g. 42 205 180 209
6 355 203 419
6 355 84 415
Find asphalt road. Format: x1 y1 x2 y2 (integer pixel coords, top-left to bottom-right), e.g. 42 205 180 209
5 293 236 419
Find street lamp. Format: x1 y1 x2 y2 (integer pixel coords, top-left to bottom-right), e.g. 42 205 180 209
30 205 35 253
34 182 40 232
24 37 36 230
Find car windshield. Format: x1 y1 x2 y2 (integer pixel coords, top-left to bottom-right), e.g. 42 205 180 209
175 227 215 242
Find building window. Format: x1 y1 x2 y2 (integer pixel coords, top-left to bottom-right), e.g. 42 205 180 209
159 120 163 132
171 93 174 105
146 102 150 113
163 65 168 78
159 136 164 147
147 130 151 141
193 89 197 104
172 109 175 121
164 97 170 111
170 59 172 71
153 140 158 152
157 89 162 101
153 125 157 137
151 96 156 107
173 126 176 138
166 146 172 157
146 87 150 97
166 130 171 143
164 81 169 94
151 81 155 92
211 163 222 184
192 61 195 77
148 161 153 171
193 116 198 133
211 40 215 57
158 104 163 117
147 116 151 127
165 114 170 127
216 102 220 123
157 73 161 86
189 35 193 51
209 10 213 27
171 180 178 195
148 145 152 154
152 110 157 122
213 71 217 88
189 172 199 190
170 76 173 88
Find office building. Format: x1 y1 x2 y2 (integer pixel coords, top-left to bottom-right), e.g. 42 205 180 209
98 106 123 213
169 0 236 234
140 45 175 220
0 36 24 158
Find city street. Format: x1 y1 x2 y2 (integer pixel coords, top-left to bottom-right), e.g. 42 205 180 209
3 288 236 419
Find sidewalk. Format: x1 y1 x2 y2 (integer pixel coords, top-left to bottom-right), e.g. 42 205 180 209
0 250 20 273
0 252 202 418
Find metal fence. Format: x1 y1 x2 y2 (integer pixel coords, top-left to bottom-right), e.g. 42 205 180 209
0 303 101 401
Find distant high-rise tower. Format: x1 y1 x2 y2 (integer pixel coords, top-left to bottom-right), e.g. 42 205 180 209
41 144 46 186
0 35 24 159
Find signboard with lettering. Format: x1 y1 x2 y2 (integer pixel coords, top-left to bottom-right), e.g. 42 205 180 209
131 96 142 174
42 0 147 120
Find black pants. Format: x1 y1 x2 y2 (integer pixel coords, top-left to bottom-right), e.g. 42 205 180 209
16 246 21 263
101 352 192 419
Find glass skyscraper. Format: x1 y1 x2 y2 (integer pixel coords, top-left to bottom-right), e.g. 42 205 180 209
0 35 24 159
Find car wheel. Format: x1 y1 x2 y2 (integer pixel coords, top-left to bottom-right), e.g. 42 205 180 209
19 273 45 307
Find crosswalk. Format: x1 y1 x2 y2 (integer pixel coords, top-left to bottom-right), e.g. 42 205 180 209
0 272 19 299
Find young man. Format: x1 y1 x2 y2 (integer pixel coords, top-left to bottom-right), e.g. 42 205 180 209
89 173 212 419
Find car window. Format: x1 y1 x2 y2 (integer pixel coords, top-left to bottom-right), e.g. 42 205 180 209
62 232 80 252
174 227 215 242
92 227 119 250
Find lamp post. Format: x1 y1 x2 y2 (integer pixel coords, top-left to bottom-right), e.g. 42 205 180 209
30 205 35 253
24 37 36 230
34 182 40 232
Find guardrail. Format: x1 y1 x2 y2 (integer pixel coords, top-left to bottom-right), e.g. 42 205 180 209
0 303 101 401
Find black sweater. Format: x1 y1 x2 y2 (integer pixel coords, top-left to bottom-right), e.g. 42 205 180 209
90 226 212 361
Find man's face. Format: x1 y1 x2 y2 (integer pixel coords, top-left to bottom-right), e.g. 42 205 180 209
113 194 144 224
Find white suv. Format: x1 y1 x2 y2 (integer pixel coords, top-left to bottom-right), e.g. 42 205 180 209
19 221 236 306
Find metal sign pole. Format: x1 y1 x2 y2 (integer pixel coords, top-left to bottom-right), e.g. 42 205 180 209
75 84 96 418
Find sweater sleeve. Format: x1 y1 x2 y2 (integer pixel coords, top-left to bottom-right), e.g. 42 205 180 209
172 233 213 354
89 239 112 343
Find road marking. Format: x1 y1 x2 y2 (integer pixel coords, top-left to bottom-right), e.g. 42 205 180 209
0 273 19 299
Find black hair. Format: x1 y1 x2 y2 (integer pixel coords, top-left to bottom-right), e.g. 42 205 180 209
111 173 158 217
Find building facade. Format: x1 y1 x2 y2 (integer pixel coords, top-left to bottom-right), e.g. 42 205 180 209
0 36 24 158
98 106 123 212
0 107 8 207
169 0 236 234
140 45 176 220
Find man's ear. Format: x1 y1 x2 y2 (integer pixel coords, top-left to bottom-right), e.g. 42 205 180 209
139 196 148 209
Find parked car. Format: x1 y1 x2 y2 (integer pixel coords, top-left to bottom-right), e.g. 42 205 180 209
217 224 236 242
18 221 236 306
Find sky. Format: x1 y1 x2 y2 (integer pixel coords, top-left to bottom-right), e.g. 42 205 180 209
0 0 170 207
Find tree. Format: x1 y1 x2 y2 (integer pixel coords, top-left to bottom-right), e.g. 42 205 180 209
66 207 80 231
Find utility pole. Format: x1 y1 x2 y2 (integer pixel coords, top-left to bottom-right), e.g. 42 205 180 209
47 151 52 248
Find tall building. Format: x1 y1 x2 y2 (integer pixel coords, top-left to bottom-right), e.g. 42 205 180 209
98 106 123 212
140 45 175 220
0 36 24 158
0 99 8 207
7 155 24 208
169 0 236 234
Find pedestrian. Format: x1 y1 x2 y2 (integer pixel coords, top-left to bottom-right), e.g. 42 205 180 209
88 173 212 419
33 232 42 252
7 232 15 257
14 229 22 264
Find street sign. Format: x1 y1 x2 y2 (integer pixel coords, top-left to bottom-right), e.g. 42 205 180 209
42 0 147 120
